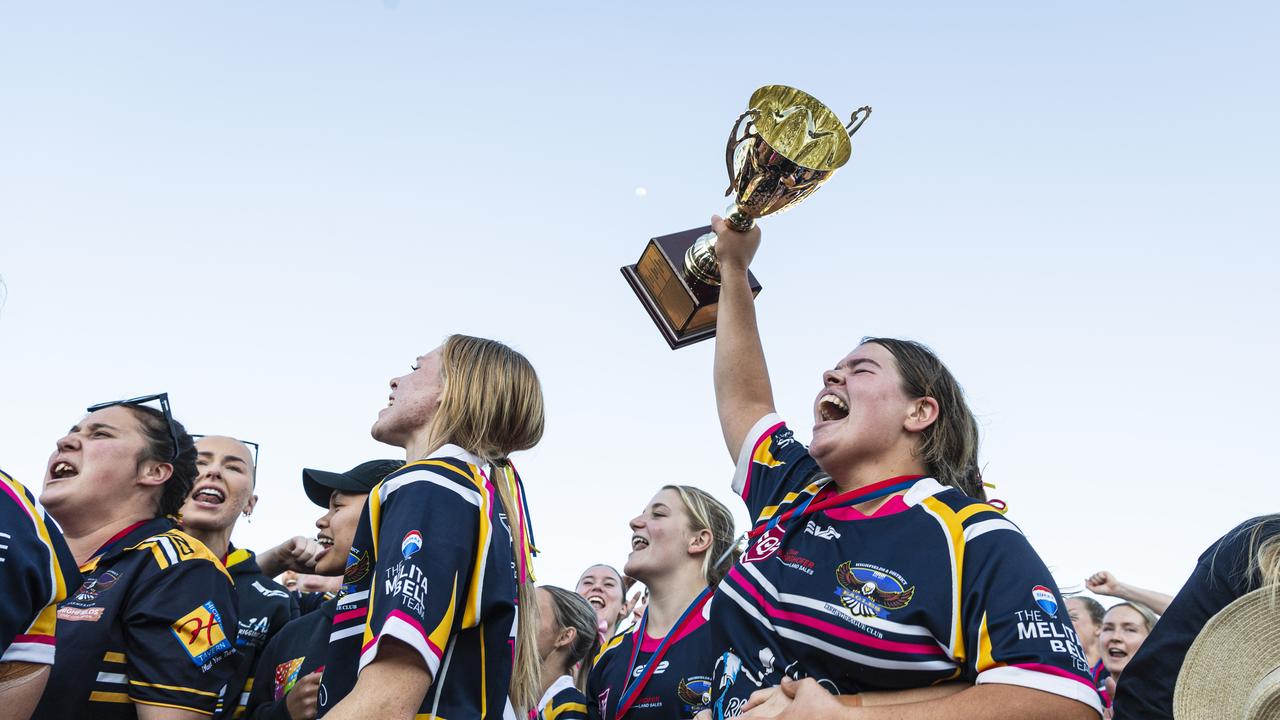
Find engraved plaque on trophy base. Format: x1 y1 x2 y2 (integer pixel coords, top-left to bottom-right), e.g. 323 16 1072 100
621 225 762 350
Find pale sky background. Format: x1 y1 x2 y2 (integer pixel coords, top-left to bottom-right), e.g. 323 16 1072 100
1 1 1276 606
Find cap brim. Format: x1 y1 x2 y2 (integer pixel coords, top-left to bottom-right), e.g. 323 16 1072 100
302 468 368 508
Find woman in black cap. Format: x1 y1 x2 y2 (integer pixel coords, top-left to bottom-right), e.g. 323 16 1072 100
242 459 402 720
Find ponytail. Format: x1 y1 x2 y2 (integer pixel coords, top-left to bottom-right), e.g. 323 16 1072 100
492 462 540 715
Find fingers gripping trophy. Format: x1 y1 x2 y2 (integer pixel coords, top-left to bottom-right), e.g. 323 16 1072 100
621 85 871 348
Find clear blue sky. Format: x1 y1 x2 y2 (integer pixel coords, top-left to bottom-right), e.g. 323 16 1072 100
1 1 1276 601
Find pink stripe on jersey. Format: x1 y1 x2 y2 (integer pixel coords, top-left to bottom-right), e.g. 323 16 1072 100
727 567 946 658
1011 662 1100 690
740 421 785 500
0 480 36 522
334 609 366 625
13 634 55 646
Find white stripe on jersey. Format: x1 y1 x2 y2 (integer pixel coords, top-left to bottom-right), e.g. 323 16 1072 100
963 518 1021 542
0 641 55 665
156 536 179 565
330 625 363 641
731 413 784 496
96 672 127 685
340 590 369 603
902 477 947 507
917 500 962 660
428 637 457 719
719 582 957 673
360 615 439 678
381 471 482 508
978 666 1104 715
741 562 939 640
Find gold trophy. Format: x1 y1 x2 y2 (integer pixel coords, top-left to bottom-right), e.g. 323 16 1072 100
621 85 871 349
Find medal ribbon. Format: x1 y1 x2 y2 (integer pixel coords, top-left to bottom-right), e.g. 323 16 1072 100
614 586 714 719
748 474 924 539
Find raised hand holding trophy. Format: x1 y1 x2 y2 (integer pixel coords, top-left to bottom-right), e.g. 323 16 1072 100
621 85 871 349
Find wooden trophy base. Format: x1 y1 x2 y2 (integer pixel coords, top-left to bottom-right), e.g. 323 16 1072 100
621 225 762 349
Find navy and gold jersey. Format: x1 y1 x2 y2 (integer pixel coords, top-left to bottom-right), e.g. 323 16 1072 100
244 596 335 720
539 675 589 720
587 603 717 720
33 517 240 719
707 415 1103 718
216 546 299 719
0 469 78 665
318 445 519 719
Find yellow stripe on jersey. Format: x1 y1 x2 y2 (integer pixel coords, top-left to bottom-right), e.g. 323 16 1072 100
593 630 629 665
427 575 460 663
955 504 1001 525
103 651 127 664
3 473 69 642
132 698 214 716
546 702 589 720
921 496 967 665
976 612 1002 672
751 436 787 469
127 530 233 583
755 480 825 525
89 691 132 703
224 547 253 569
413 714 449 719
129 679 219 698
479 620 487 719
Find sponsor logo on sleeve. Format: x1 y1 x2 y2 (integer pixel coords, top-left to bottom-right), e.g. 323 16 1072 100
251 580 290 598
171 601 235 669
834 561 915 618
1031 585 1058 616
400 531 423 560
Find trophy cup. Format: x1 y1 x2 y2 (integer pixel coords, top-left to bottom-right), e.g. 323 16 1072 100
621 85 871 349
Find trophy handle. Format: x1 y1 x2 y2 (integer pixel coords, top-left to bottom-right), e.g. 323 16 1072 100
723 109 760 196
845 106 872 137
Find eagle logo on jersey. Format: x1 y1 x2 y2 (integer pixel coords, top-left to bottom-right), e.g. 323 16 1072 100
344 547 371 586
676 676 713 713
835 561 915 618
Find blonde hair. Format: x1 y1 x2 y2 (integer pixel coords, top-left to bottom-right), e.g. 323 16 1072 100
662 485 738 586
1106 601 1158 633
428 334 545 714
541 586 601 692
1246 516 1280 606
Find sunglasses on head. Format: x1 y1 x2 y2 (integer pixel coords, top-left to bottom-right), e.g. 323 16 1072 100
190 434 260 468
85 392 181 462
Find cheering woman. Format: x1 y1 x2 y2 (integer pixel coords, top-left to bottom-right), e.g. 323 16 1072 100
34 394 239 719
588 485 737 720
703 217 1102 719
318 335 545 719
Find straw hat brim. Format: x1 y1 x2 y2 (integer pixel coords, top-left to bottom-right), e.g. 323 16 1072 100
1174 586 1280 719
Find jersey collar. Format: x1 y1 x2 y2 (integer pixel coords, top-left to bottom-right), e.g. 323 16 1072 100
429 443 486 471
536 674 577 713
83 516 174 571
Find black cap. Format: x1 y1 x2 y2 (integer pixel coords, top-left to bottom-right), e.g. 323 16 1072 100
302 459 404 508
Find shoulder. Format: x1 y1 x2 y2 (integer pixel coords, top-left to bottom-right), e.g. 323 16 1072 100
545 686 590 720
911 483 1021 544
593 627 633 667
127 528 233 583
0 468 41 521
377 458 489 507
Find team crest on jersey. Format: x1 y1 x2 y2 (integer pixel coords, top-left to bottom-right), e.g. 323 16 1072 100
1031 585 1058 616
274 656 306 700
677 676 713 713
344 547 371 587
170 601 234 669
835 561 915 618
400 531 423 559
742 525 785 563
71 570 121 603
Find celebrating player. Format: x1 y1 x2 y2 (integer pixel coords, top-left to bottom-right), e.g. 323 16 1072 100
318 335 545 719
535 586 599 720
243 459 403 720
576 564 633 642
0 468 78 720
33 394 240 720
181 435 297 719
588 485 737 720
703 218 1102 719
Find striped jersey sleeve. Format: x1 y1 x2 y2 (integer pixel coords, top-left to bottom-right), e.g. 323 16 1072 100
0 469 77 665
357 461 486 678
926 496 1104 714
730 415 823 525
